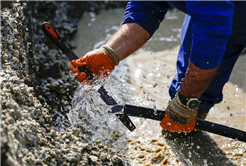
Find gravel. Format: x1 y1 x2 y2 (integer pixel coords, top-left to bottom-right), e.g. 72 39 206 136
1 1 129 166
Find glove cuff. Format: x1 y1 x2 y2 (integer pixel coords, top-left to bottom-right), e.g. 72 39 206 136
167 92 198 123
101 45 120 66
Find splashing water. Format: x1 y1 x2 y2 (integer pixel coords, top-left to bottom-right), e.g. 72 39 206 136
66 72 183 165
67 75 141 152
67 83 105 125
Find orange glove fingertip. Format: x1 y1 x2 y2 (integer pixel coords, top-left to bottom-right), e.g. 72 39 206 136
70 59 78 66
69 65 80 74
75 72 87 82
71 58 87 67
69 64 76 70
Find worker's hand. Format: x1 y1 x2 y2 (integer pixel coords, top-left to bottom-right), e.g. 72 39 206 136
160 91 199 133
69 45 119 82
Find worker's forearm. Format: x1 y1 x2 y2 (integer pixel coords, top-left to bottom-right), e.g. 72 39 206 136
105 23 150 61
180 60 218 99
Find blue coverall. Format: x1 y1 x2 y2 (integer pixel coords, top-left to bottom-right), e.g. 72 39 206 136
121 1 246 115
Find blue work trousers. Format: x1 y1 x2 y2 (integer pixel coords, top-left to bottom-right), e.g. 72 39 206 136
169 15 246 115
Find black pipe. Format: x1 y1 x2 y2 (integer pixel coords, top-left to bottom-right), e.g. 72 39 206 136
124 104 246 142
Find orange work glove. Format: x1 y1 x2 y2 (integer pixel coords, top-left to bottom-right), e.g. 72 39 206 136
160 91 200 133
69 45 119 82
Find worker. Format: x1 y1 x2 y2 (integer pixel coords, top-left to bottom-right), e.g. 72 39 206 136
70 1 246 134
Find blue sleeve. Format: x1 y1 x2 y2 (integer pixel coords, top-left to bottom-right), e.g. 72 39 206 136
121 1 170 37
186 1 235 69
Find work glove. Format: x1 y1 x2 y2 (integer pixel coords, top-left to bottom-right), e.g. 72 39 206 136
160 91 200 133
69 45 119 82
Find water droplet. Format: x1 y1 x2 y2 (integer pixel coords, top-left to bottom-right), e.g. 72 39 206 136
167 75 170 79
153 106 158 115
230 113 233 117
188 151 192 158
153 83 157 88
227 106 230 110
